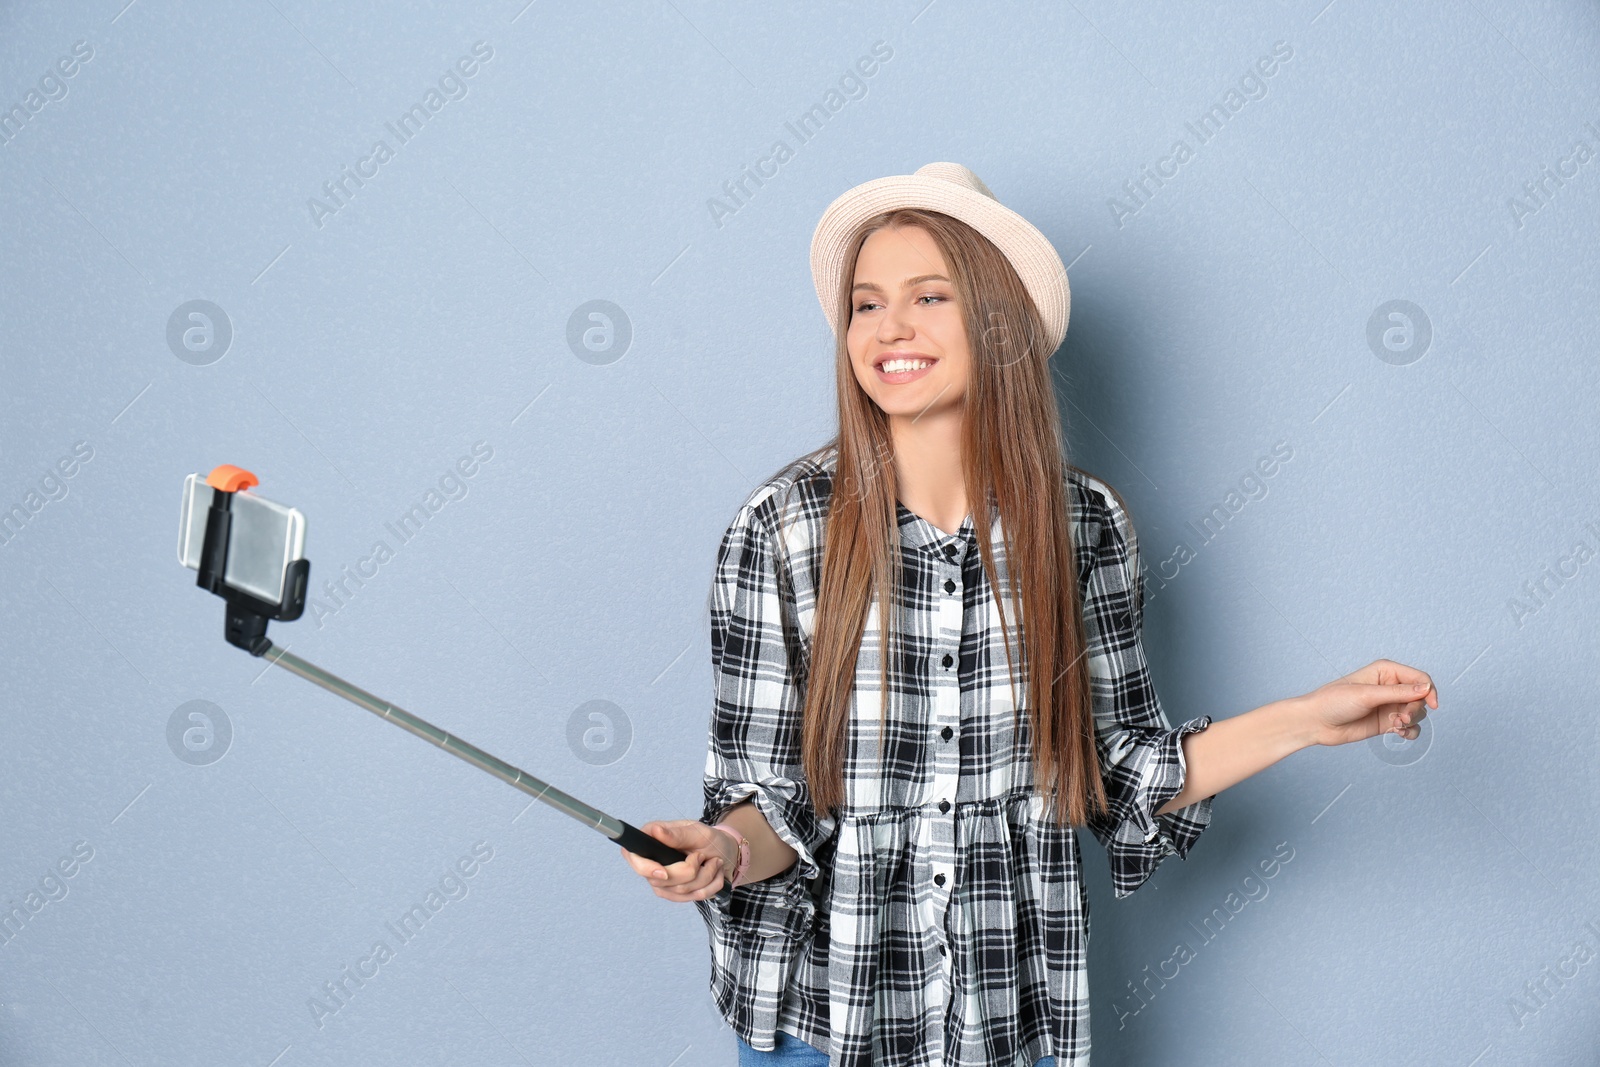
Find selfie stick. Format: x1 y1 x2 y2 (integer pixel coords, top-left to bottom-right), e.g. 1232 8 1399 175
191 465 686 868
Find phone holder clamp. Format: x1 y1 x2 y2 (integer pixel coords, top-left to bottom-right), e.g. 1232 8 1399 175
195 464 310 655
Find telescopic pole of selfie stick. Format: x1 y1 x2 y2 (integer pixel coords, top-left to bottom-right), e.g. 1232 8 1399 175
191 466 686 869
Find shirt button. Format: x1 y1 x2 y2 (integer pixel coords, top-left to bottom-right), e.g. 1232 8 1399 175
940 726 953 741
934 873 947 887
938 799 951 814
941 653 953 669
944 544 958 559
943 579 956 594
938 944 947 957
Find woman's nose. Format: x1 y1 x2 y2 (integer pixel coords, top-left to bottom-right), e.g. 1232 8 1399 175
877 301 914 341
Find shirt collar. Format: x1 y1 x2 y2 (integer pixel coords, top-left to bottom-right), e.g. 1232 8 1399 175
896 500 978 564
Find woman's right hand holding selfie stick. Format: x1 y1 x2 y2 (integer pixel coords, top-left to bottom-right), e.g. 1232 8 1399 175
621 802 797 903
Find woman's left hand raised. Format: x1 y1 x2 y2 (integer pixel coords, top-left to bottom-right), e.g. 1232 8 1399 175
1297 658 1438 747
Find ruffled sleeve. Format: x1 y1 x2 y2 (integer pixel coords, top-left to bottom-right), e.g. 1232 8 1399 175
693 499 835 1045
1078 482 1214 899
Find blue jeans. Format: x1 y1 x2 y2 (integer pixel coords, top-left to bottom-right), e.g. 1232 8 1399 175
736 1031 1056 1065
737 1032 830 1065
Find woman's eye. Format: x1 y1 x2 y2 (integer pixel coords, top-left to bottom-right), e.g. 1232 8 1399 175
854 294 946 314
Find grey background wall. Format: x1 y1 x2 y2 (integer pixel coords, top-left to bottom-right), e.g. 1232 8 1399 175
2 1 1596 1064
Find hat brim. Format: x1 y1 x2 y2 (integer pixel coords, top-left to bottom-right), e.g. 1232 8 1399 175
809 174 1070 357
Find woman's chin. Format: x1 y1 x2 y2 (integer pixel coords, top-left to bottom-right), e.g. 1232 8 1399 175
873 392 960 419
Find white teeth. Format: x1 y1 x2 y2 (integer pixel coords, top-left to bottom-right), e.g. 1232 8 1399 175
880 358 932 374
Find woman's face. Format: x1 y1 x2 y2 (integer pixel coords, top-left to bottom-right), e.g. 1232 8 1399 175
846 224 971 421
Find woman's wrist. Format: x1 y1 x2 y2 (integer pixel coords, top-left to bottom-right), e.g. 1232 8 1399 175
1280 693 1330 749
710 821 752 886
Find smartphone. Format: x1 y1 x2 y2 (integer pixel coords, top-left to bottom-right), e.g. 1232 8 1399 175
177 474 307 606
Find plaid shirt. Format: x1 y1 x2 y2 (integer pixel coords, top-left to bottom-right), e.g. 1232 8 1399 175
695 445 1214 1067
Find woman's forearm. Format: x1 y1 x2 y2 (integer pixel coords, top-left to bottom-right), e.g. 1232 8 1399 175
1154 697 1318 817
716 800 800 886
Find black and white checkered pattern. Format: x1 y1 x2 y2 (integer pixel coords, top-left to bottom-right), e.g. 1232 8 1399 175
695 444 1214 1067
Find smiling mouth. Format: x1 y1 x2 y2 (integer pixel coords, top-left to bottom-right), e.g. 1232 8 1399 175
874 356 937 383
876 356 935 372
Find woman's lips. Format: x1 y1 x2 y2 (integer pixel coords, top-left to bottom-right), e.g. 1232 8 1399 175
875 359 937 384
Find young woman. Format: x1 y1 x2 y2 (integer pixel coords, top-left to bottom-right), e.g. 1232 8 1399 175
621 163 1437 1067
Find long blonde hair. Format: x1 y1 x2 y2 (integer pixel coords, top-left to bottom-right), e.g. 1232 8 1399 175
772 207 1112 827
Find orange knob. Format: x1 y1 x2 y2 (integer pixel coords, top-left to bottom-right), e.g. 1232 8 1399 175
205 464 259 492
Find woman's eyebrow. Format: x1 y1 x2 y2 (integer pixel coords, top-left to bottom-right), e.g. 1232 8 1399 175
851 273 950 294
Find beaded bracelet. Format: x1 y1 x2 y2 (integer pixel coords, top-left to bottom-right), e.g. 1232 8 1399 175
711 821 752 887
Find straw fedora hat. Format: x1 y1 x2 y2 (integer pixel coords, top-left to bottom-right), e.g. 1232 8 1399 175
809 161 1071 357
